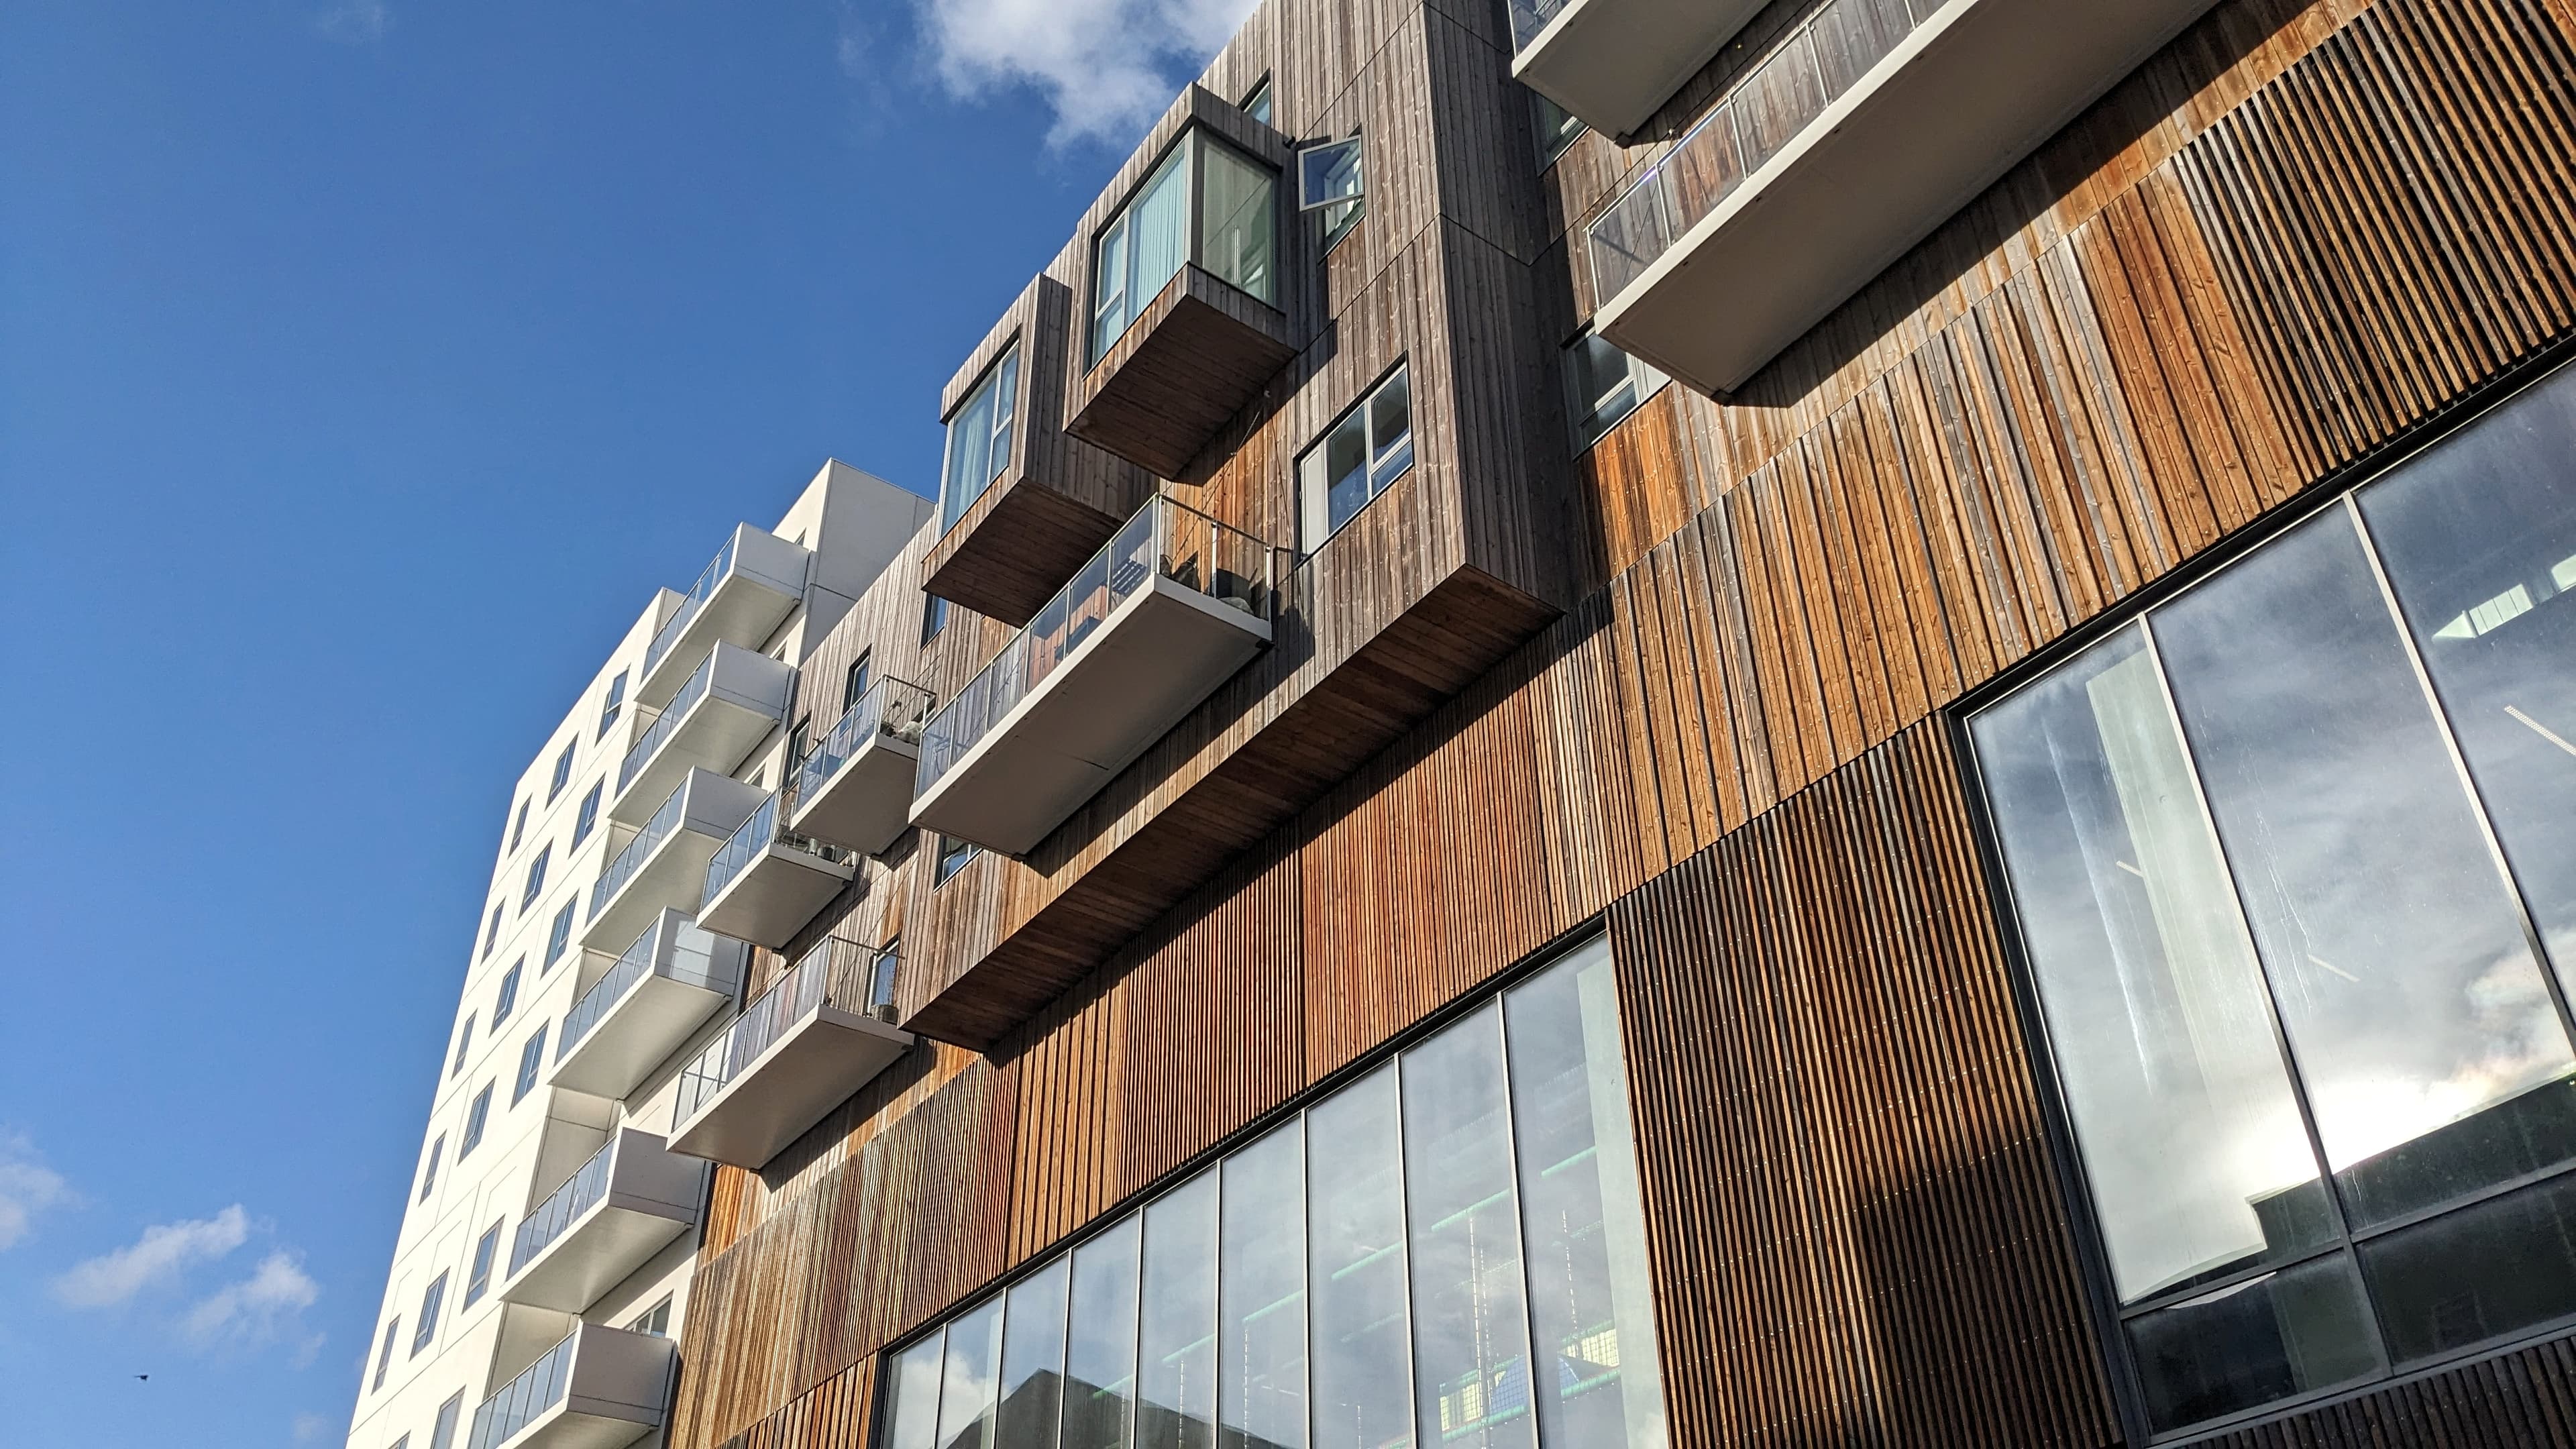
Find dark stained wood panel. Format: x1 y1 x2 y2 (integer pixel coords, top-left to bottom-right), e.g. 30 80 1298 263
1066 265 1300 480
2193 1336 2576 1446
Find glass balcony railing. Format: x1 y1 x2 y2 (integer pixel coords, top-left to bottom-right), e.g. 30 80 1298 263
589 780 686 924
641 535 736 684
1587 0 1951 303
466 1328 576 1449
615 655 712 796
508 1139 614 1277
1506 0 1570 52
916 496 1273 796
701 793 853 907
792 678 935 805
674 943 898 1124
556 919 735 1065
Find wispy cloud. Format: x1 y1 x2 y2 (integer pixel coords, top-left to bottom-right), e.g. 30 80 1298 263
52 1205 250 1309
293 1413 336 1444
913 0 1260 146
182 1250 321 1349
0 1132 70 1250
315 0 390 44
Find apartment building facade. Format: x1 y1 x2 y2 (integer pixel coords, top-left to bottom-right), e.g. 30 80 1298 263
360 0 2576 1446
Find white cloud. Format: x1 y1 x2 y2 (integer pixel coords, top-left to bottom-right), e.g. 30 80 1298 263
914 0 1260 145
0 1133 69 1250
315 0 390 44
182 1250 320 1348
292 1412 336 1444
52 1205 250 1309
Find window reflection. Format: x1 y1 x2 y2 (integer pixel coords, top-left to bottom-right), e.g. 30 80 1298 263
1220 1126 1305 1449
1139 1177 1220 1449
938 1298 1004 1449
885 1334 946 1449
1403 1007 1537 1449
1065 1221 1142 1449
2124 1252 2378 1435
997 1260 1069 1448
1308 1067 1414 1449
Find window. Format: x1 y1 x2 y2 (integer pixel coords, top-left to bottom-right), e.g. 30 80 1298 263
519 845 550 913
629 1296 674 1337
1564 331 1666 451
508 799 529 853
512 1025 548 1106
547 741 576 801
868 938 902 1018
572 782 602 847
464 1220 503 1308
543 899 576 971
480 902 504 961
458 1085 492 1159
428 1391 466 1449
922 592 949 644
940 347 1020 529
934 836 979 888
1533 93 1585 166
1240 76 1273 127
1091 128 1278 362
417 1136 443 1203
492 962 522 1028
411 1273 447 1356
598 670 627 739
1297 362 1415 552
1966 361 2576 1439
1298 133 1366 250
877 935 1666 1449
843 652 874 712
372 1317 399 1391
449 1015 474 1079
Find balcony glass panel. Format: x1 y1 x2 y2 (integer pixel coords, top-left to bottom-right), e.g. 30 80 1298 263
1507 0 1568 52
792 678 935 806
1092 130 1279 362
1587 0 1947 305
466 1330 576 1449
702 794 854 906
590 780 686 924
557 918 736 1065
674 944 894 1124
643 534 736 684
509 1139 614 1276
916 496 1274 798
618 655 712 796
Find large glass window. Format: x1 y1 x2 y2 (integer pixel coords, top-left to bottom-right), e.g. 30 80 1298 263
943 350 1021 530
1969 360 2576 1439
1297 364 1414 553
1092 129 1279 362
879 936 1667 1449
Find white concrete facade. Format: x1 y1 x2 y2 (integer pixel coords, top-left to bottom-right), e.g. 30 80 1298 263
343 462 930 1449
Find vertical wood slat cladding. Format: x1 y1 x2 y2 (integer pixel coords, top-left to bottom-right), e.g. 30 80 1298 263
2193 1337 2576 1446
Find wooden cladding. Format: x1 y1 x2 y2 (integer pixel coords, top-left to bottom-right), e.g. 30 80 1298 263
1065 264 1299 479
2194 1336 2576 1447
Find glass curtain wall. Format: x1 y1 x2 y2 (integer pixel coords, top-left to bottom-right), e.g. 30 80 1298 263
1968 361 2576 1438
1091 130 1279 362
879 936 1667 1449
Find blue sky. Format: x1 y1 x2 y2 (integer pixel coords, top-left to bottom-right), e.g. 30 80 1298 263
0 1 1248 1441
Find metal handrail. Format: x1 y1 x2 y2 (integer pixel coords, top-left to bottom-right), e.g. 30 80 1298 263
588 780 686 922
465 1328 576 1449
1587 0 1951 305
1505 0 1570 52
792 677 936 809
508 1139 614 1275
641 534 736 682
915 494 1274 797
615 654 713 795
674 942 894 1123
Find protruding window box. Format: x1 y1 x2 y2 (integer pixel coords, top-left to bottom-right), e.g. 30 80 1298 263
498 1130 704 1314
549 909 746 1100
464 1322 674 1449
579 769 765 955
635 525 814 708
787 678 934 857
692 793 857 949
1067 125 1293 479
910 496 1274 855
1589 0 2220 394
1508 0 1767 138
607 642 791 825
667 947 912 1170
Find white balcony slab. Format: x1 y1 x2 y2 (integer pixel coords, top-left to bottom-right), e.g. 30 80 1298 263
636 524 812 708
789 730 920 857
609 643 791 824
910 576 1269 855
580 769 765 955
1511 0 1766 138
500 1130 703 1314
694 796 856 950
668 1000 912 1171
549 910 745 1101
1596 0 2220 394
469 1322 672 1449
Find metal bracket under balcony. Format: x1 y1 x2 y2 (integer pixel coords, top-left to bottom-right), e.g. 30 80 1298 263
580 768 765 955
693 792 857 949
667 947 911 1170
910 496 1273 856
549 909 745 1100
787 677 932 856
608 642 790 825
464 1322 673 1449
1508 0 1766 138
499 1128 703 1314
1591 0 2220 394
635 524 813 708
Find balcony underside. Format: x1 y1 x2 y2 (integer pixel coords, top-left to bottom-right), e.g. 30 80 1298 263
1513 0 1766 138
581 827 731 955
666 1005 914 1169
611 688 784 825
904 566 1555 1048
910 576 1273 857
501 1138 700 1313
1597 0 2220 394
922 480 1130 627
694 845 856 950
488 1326 671 1449
1067 266 1295 479
788 734 920 858
549 971 732 1100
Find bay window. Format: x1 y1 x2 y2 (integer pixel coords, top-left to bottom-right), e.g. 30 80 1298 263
941 348 1020 529
1091 129 1279 364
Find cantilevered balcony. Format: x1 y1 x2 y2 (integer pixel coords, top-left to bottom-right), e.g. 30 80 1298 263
608 642 791 824
635 525 814 708
787 677 933 856
464 1322 674 1449
549 910 745 1100
499 1130 704 1314
910 496 1273 855
1507 0 1766 138
1589 0 2219 394
580 768 765 955
667 945 912 1169
692 793 857 950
